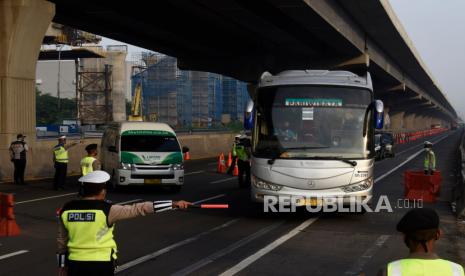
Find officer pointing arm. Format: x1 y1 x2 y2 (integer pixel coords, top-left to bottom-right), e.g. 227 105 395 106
57 171 191 276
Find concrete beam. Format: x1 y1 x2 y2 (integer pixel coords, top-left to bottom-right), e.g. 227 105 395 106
301 0 454 119
0 0 55 147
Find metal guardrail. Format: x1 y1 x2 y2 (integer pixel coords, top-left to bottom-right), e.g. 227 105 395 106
456 129 465 219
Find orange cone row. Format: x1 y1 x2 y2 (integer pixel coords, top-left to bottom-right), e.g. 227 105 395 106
217 152 238 175
0 193 20 237
394 128 448 145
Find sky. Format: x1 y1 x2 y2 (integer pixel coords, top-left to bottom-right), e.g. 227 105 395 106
101 0 465 119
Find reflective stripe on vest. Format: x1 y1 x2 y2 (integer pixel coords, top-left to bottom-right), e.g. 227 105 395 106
54 146 69 163
81 156 97 176
388 259 465 276
61 202 117 262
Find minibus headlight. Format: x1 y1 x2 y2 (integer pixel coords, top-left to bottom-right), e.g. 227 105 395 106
252 175 282 191
341 177 373 193
119 163 132 170
172 164 184 170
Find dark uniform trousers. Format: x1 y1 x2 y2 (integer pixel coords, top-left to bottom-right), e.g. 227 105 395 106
13 159 26 184
67 260 115 276
54 162 67 190
237 159 251 187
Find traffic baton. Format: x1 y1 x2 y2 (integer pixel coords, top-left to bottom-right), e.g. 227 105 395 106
191 204 229 209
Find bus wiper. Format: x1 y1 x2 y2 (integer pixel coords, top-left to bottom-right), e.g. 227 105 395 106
307 156 357 167
285 146 330 150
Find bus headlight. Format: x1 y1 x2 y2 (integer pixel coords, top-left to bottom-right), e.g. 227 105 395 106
119 163 132 170
172 164 184 170
341 177 373 193
252 175 282 191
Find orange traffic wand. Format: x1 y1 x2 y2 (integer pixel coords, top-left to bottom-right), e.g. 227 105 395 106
192 204 229 209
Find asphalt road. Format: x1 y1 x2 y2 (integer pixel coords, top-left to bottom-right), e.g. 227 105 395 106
0 130 464 276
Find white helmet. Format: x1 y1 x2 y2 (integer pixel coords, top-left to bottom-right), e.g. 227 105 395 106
424 141 433 148
78 171 110 184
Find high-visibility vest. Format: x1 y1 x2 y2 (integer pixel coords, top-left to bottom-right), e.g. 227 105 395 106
388 258 464 276
424 150 436 170
235 145 250 161
61 200 117 262
53 145 69 163
81 156 97 176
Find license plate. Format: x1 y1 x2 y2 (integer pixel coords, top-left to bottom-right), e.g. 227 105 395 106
297 198 322 206
144 179 161 184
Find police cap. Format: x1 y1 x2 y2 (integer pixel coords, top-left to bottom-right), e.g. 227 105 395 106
78 171 110 184
396 208 439 233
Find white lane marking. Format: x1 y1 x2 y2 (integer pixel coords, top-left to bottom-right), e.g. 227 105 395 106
210 177 236 184
116 199 142 205
192 194 226 205
219 217 318 276
115 219 239 273
375 133 449 183
171 221 284 276
344 235 390 275
15 193 78 205
0 250 29 261
185 170 204 176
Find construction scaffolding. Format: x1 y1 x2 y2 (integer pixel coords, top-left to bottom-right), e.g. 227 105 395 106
130 53 249 128
222 76 249 121
78 64 112 125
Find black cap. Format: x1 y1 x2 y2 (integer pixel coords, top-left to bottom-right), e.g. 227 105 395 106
17 134 25 139
396 208 439 233
85 144 98 152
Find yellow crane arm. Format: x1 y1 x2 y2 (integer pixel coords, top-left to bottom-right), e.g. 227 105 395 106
128 82 143 121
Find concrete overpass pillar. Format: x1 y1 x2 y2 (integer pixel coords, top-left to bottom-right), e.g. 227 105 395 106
390 111 404 131
0 0 54 178
403 113 416 131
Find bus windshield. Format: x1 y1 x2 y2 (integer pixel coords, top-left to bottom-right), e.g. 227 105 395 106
121 135 181 152
253 86 373 159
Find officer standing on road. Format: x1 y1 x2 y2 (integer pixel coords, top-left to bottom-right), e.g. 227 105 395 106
57 171 191 276
9 134 29 185
81 144 101 176
227 134 241 175
53 136 80 190
424 141 436 175
378 208 464 276
235 135 251 188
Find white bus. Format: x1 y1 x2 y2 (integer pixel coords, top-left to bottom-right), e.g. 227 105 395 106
101 122 187 192
247 70 384 208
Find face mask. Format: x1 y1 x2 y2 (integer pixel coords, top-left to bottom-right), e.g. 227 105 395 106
425 148 431 152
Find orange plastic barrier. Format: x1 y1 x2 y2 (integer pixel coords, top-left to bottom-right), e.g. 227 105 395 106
0 193 21 236
404 170 442 203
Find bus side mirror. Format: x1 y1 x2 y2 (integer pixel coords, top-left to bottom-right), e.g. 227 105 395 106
374 100 384 129
244 100 254 130
108 146 118 153
182 146 190 153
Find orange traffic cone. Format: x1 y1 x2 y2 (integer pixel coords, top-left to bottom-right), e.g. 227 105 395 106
227 152 232 167
233 159 239 176
0 193 20 237
217 153 227 173
184 151 190 161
